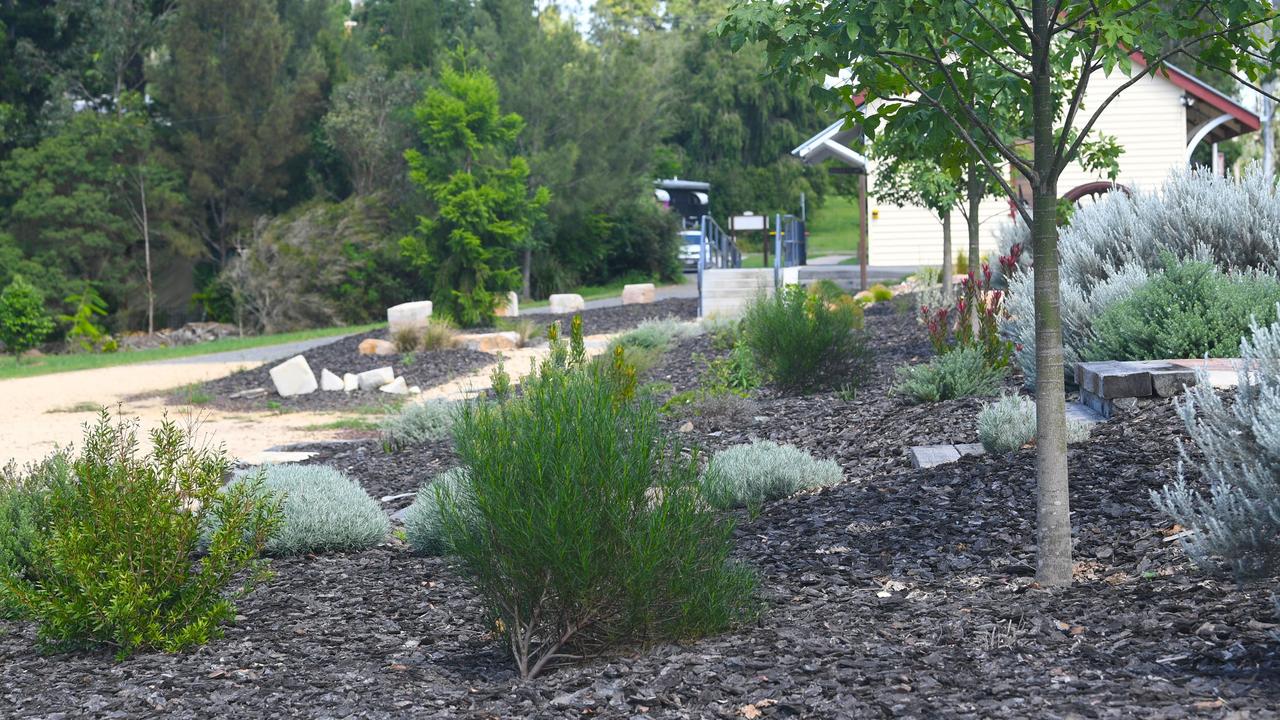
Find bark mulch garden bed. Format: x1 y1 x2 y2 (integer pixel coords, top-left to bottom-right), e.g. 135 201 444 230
184 299 697 414
5 305 1278 718
186 329 495 413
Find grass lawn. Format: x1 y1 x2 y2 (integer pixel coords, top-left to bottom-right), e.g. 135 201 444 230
0 322 384 381
805 195 861 256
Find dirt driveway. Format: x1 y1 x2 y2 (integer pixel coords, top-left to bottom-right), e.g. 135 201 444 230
0 334 613 467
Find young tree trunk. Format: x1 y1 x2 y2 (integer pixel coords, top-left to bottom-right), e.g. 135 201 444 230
967 165 982 266
522 247 533 300
966 164 982 334
139 173 154 335
941 208 954 306
1031 0 1072 587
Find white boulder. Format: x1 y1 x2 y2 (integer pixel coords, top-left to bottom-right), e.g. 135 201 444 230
342 372 359 393
387 301 434 335
548 293 585 314
379 376 410 395
269 355 318 397
495 291 520 318
357 366 396 391
320 368 343 391
621 283 656 305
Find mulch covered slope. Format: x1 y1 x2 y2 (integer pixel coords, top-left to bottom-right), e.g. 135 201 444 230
187 299 698 413
4 305 1279 719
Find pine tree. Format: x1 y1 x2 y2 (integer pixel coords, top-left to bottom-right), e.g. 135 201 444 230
400 65 548 327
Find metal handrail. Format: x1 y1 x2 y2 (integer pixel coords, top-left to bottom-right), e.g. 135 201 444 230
697 215 742 317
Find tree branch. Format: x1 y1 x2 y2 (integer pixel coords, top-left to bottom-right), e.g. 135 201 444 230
960 0 1033 61
948 28 1032 79
1052 28 1100 171
874 56 1034 226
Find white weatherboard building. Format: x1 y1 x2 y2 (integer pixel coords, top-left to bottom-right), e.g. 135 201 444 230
793 61 1262 270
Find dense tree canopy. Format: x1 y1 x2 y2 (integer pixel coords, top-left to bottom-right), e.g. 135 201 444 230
0 0 851 336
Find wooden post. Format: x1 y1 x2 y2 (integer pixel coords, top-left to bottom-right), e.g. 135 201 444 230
857 174 870 291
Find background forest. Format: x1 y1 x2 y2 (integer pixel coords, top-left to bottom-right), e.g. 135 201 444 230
0 0 845 335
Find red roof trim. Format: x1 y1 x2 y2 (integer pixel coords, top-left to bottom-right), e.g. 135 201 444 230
1129 52 1261 131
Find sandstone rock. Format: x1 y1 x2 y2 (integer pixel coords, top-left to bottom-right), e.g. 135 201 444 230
456 331 521 352
342 373 359 393
357 366 395 391
387 301 433 335
495 291 520 318
409 386 421 394
1076 361 1153 399
320 368 344 391
269 355 318 397
621 283 656 305
548 293 585 314
358 338 396 356
379 376 410 395
1149 367 1198 397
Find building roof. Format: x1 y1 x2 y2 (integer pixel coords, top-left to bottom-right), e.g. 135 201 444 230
792 62 1262 166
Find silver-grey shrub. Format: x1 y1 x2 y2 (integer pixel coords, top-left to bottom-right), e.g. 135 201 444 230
1153 312 1280 579
226 464 389 556
976 393 1091 454
702 441 842 509
1003 165 1280 384
380 399 458 451
611 318 702 353
402 467 472 556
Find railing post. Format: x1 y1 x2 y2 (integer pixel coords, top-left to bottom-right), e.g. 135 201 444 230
774 213 783 291
698 215 707 318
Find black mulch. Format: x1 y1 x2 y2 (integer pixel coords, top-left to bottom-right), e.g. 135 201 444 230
188 329 496 413
5 307 1280 718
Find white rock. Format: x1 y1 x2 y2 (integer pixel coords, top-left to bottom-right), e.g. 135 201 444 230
621 283 656 305
357 366 396 390
379 376 410 394
268 355 318 397
342 373 359 393
320 368 344 391
548 293 585 314
387 300 433 335
495 291 519 318
409 386 421 394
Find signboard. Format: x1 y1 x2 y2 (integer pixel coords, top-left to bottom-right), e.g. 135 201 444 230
730 214 767 231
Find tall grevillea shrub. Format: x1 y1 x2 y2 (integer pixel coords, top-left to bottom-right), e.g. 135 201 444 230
440 324 754 679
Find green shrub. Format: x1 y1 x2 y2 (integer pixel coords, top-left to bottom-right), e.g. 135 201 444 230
402 467 472 556
1 415 282 658
1085 259 1280 362
892 346 1007 403
380 399 458 451
869 283 894 302
741 285 872 394
0 455 70 617
441 355 755 678
0 275 54 358
701 441 842 509
222 465 389 556
807 279 849 303
976 394 1091 454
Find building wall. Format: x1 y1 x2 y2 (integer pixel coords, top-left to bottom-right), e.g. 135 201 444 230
864 69 1188 267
